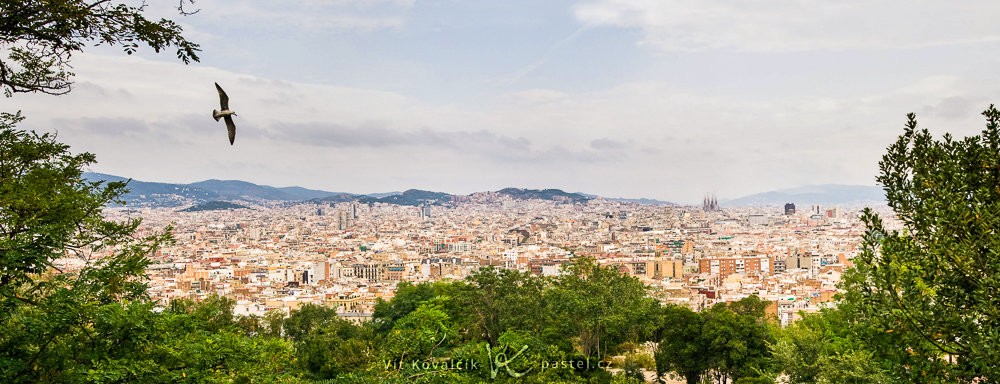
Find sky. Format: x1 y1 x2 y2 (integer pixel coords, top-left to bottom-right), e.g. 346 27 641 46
9 0 1000 204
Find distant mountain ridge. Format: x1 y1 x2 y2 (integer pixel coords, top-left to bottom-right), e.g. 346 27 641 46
376 189 453 206
83 173 220 207
189 179 343 201
365 191 402 198
82 172 671 207
180 201 249 212
723 184 885 207
496 188 591 204
312 189 453 206
577 193 674 206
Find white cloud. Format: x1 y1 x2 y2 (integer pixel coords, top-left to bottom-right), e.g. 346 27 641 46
573 1 1000 52
6 53 639 189
7 47 997 203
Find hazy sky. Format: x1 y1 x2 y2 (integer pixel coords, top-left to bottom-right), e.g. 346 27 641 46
9 0 1000 203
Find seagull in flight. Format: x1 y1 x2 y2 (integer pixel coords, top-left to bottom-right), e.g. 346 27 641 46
212 82 237 145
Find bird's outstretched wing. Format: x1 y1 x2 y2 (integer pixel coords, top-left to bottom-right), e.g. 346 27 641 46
224 116 236 145
215 82 229 110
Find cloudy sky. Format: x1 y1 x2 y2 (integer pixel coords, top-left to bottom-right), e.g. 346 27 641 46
9 0 1000 203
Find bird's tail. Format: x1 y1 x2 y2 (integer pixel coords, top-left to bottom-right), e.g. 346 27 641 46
212 110 221 121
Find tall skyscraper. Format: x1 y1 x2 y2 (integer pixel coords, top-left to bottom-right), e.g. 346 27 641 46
784 203 796 215
338 210 349 230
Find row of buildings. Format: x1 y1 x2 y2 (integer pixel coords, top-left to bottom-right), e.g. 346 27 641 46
100 196 890 326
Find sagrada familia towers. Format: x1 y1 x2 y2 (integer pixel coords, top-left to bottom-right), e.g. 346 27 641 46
702 194 719 212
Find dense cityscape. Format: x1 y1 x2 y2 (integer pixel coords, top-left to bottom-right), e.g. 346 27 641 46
91 195 896 328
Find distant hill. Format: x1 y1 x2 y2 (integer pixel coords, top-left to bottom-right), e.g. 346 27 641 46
84 173 130 183
314 193 373 204
188 179 344 201
605 197 674 206
374 189 453 206
84 173 348 204
312 189 451 206
497 188 591 204
83 173 220 207
83 171 667 208
724 184 886 207
365 191 402 198
317 188 593 206
179 201 249 212
577 193 674 206
277 186 345 200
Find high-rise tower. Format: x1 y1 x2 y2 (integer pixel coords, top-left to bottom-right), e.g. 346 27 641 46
784 203 796 215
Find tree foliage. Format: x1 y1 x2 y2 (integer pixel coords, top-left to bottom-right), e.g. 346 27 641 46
841 106 1000 382
0 112 172 382
655 296 775 384
772 308 895 384
655 305 709 384
546 257 661 360
358 259 659 382
701 296 774 383
459 266 545 345
0 0 201 96
371 281 442 333
0 114 305 383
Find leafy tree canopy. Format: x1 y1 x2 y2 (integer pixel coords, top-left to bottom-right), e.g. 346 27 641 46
842 105 1000 382
655 305 709 384
0 0 200 96
656 296 775 384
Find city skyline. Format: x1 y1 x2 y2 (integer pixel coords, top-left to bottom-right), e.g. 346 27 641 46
83 171 884 206
10 1 1000 203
